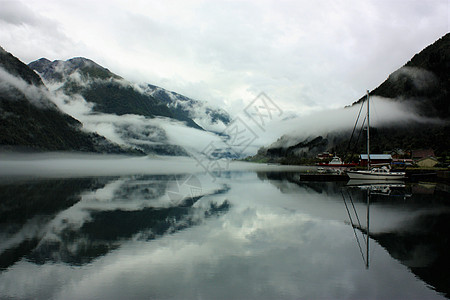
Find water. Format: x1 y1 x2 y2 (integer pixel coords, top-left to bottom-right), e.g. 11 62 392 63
0 159 449 299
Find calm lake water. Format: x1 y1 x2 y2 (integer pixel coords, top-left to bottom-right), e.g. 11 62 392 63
1 158 449 299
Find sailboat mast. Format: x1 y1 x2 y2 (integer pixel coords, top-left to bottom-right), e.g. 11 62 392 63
366 90 370 171
366 188 370 269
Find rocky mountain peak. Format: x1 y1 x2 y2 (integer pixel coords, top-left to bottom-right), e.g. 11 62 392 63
29 57 122 82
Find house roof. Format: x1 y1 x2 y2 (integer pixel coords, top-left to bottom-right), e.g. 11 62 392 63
412 149 435 159
416 156 438 162
360 154 392 160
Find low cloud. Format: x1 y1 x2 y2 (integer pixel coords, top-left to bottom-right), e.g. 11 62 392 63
1 63 444 158
0 67 56 109
264 96 443 149
39 66 232 156
47 83 224 155
389 66 438 91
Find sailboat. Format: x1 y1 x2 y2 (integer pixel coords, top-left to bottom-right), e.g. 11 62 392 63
346 91 406 180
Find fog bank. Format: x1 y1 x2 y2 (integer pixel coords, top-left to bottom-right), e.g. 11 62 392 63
0 153 308 178
265 96 443 149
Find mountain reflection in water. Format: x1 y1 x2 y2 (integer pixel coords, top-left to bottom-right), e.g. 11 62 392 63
0 170 449 300
0 175 230 268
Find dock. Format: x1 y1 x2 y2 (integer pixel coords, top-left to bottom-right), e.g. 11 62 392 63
406 169 450 183
299 173 349 181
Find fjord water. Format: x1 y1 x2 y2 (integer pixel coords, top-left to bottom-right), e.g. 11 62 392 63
0 160 449 299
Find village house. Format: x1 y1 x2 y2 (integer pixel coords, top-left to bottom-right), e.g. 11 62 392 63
317 152 333 160
390 149 411 159
412 149 439 168
412 149 435 160
416 156 439 168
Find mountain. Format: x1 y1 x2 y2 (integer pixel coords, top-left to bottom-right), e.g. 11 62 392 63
29 57 122 83
28 57 203 130
29 57 232 132
141 84 231 132
28 57 231 156
252 33 450 164
355 33 450 119
0 46 134 153
0 47 44 87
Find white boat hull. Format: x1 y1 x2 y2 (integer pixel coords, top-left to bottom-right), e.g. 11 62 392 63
346 170 406 180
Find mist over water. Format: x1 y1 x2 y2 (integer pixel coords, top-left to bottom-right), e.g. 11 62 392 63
0 153 308 178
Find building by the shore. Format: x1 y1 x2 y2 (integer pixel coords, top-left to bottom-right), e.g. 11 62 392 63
359 154 392 166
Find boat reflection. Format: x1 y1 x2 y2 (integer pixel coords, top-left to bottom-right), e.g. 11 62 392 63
342 181 410 269
345 181 450 298
260 172 450 298
350 183 450 297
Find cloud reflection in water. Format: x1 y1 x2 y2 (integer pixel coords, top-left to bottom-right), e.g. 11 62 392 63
0 171 448 300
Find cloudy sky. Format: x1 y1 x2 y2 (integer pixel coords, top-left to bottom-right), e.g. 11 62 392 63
0 0 448 115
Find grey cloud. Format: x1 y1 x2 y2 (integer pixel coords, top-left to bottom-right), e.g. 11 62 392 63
0 0 448 115
0 0 39 26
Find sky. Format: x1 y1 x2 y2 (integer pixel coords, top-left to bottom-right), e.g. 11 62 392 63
0 0 448 116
